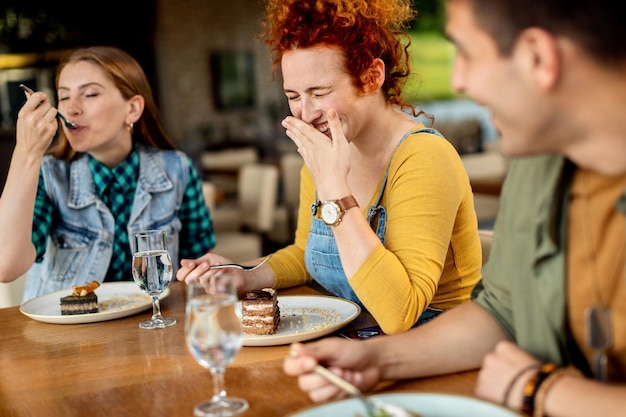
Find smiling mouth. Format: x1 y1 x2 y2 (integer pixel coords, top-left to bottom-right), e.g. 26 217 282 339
317 124 329 134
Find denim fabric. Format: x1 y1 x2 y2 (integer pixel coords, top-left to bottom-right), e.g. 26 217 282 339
304 127 443 324
414 306 443 326
23 145 188 301
304 207 387 308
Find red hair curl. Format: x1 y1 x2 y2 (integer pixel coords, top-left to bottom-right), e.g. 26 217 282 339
261 0 423 116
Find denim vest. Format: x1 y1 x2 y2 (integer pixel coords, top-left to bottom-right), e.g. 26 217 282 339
23 145 188 301
304 128 444 325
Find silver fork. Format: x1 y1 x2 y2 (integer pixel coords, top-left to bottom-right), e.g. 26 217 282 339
18 84 78 130
313 365 421 417
208 255 272 271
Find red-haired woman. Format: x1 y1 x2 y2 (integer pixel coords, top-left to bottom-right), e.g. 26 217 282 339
177 0 481 334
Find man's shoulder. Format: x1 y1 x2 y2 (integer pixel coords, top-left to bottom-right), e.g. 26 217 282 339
509 153 564 168
506 154 565 184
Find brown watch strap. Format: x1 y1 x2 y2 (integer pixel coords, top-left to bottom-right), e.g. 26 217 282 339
335 195 359 212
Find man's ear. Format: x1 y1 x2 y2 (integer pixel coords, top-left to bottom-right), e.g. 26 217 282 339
127 94 145 125
516 28 561 91
361 58 386 94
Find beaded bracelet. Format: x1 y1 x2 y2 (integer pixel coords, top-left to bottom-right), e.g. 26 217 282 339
501 363 541 407
520 362 559 416
532 366 583 417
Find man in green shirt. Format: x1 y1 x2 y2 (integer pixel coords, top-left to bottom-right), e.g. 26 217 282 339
283 0 626 416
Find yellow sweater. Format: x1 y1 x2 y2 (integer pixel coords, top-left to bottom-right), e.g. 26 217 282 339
268 127 482 334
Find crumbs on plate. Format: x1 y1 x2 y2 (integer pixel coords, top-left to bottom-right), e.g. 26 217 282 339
99 293 150 312
279 307 343 333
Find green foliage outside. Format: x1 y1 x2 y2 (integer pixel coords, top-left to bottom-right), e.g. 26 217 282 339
410 0 446 32
401 0 457 102
403 31 456 102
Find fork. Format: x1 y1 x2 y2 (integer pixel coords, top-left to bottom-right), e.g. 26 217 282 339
208 255 272 271
313 365 421 417
18 84 78 130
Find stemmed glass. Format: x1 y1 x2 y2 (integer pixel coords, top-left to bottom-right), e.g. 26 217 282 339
185 277 248 416
131 230 176 329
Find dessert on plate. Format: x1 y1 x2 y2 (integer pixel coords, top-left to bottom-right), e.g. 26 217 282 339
241 288 280 335
60 280 101 315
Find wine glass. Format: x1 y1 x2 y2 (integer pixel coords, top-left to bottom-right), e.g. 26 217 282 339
185 277 248 416
131 230 176 329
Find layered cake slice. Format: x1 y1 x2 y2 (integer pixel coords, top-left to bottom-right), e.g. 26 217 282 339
241 288 280 335
60 281 100 315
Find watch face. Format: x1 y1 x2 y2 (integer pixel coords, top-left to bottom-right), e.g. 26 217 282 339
321 202 340 225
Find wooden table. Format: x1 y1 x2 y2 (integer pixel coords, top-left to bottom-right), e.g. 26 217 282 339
0 282 478 417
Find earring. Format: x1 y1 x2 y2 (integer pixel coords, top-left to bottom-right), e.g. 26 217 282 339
128 122 134 133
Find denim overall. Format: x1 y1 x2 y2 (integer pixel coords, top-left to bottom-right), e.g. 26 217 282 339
304 127 445 326
23 145 189 302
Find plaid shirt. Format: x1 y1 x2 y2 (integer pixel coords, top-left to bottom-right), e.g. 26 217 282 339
32 146 215 282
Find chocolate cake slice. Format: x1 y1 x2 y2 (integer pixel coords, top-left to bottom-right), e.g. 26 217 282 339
241 288 280 335
60 294 99 315
60 281 100 315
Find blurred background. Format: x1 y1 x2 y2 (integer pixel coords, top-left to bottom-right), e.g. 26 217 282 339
0 0 503 245
0 0 495 147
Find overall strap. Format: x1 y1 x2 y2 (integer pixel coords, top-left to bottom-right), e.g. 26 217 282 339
366 127 444 219
310 127 444 216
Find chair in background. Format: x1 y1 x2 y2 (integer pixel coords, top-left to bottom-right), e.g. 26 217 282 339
461 140 508 229
200 147 259 199
202 180 217 214
0 274 27 309
478 229 494 266
280 152 303 229
470 229 495 299
209 163 280 261
270 152 303 245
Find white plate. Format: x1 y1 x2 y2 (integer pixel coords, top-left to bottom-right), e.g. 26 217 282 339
239 295 361 347
286 392 523 417
19 282 171 324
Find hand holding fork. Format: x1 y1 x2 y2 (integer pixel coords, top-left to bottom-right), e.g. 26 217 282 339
19 84 77 129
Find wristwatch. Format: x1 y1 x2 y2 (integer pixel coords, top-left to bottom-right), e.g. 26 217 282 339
320 195 359 226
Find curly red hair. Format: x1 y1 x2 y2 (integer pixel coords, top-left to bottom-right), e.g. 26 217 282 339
261 0 422 115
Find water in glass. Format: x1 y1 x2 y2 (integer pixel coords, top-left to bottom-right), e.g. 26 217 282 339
185 278 248 416
132 230 176 329
133 249 172 295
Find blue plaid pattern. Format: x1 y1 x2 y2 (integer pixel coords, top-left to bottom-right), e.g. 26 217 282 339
90 151 137 281
32 175 52 259
178 164 216 259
